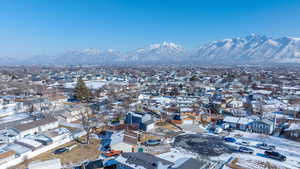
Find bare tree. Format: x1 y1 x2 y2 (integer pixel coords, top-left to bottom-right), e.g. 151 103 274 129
79 107 94 144
121 97 131 113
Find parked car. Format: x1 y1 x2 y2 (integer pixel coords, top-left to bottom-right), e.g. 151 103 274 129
102 150 123 157
239 146 254 154
241 141 250 146
68 145 77 151
224 137 236 143
144 139 161 146
236 141 250 146
225 127 233 132
53 147 69 155
264 151 286 161
214 127 223 134
256 143 275 150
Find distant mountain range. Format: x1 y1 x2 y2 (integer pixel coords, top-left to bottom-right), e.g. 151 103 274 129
2 34 300 65
192 34 300 64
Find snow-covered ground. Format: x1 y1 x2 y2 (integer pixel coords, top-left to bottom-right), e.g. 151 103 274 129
216 130 300 169
64 80 127 89
161 126 300 168
65 80 107 89
157 148 197 162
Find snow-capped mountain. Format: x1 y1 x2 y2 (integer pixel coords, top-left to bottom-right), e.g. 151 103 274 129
4 34 300 65
125 42 186 62
193 34 300 63
27 48 122 65
24 42 186 65
57 48 122 64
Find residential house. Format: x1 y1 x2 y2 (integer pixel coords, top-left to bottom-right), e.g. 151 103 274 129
43 127 71 143
54 105 88 123
125 112 155 131
181 116 196 125
0 96 19 117
0 129 19 143
222 116 254 131
22 98 49 112
169 158 216 169
12 116 59 138
5 143 32 157
227 100 243 109
110 131 139 152
114 152 174 169
284 123 300 141
249 119 275 135
15 138 43 151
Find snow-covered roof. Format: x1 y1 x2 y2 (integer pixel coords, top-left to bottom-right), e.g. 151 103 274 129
6 143 31 154
253 90 272 95
110 131 124 145
17 138 42 148
180 107 193 112
285 123 300 131
223 116 239 123
152 96 173 104
223 116 253 125
238 117 254 125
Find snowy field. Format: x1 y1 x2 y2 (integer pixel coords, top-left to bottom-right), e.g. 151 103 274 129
64 80 128 89
214 130 300 169
164 127 300 169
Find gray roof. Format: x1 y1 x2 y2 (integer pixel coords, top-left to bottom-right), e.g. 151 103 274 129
23 98 48 105
171 158 206 169
12 116 58 132
0 117 33 130
120 152 174 169
144 119 155 125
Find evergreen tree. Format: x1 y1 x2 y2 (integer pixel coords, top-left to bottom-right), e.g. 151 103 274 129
74 77 90 102
190 75 199 81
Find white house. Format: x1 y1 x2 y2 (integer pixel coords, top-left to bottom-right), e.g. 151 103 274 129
43 128 71 142
249 119 275 135
223 116 254 131
110 142 134 152
227 100 243 108
15 138 42 151
12 116 59 138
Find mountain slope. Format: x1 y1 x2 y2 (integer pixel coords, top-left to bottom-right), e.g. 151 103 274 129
193 34 300 63
125 42 186 62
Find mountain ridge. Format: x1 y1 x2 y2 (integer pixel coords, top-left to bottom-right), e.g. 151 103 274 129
2 34 300 65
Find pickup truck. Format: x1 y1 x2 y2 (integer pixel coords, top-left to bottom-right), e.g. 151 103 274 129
264 151 286 161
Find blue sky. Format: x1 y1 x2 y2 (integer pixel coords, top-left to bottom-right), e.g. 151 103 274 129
0 0 300 57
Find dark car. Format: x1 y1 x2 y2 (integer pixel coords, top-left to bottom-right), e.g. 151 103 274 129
144 139 161 146
256 143 275 150
264 151 286 161
224 137 236 143
53 147 69 155
226 128 233 132
239 146 254 154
